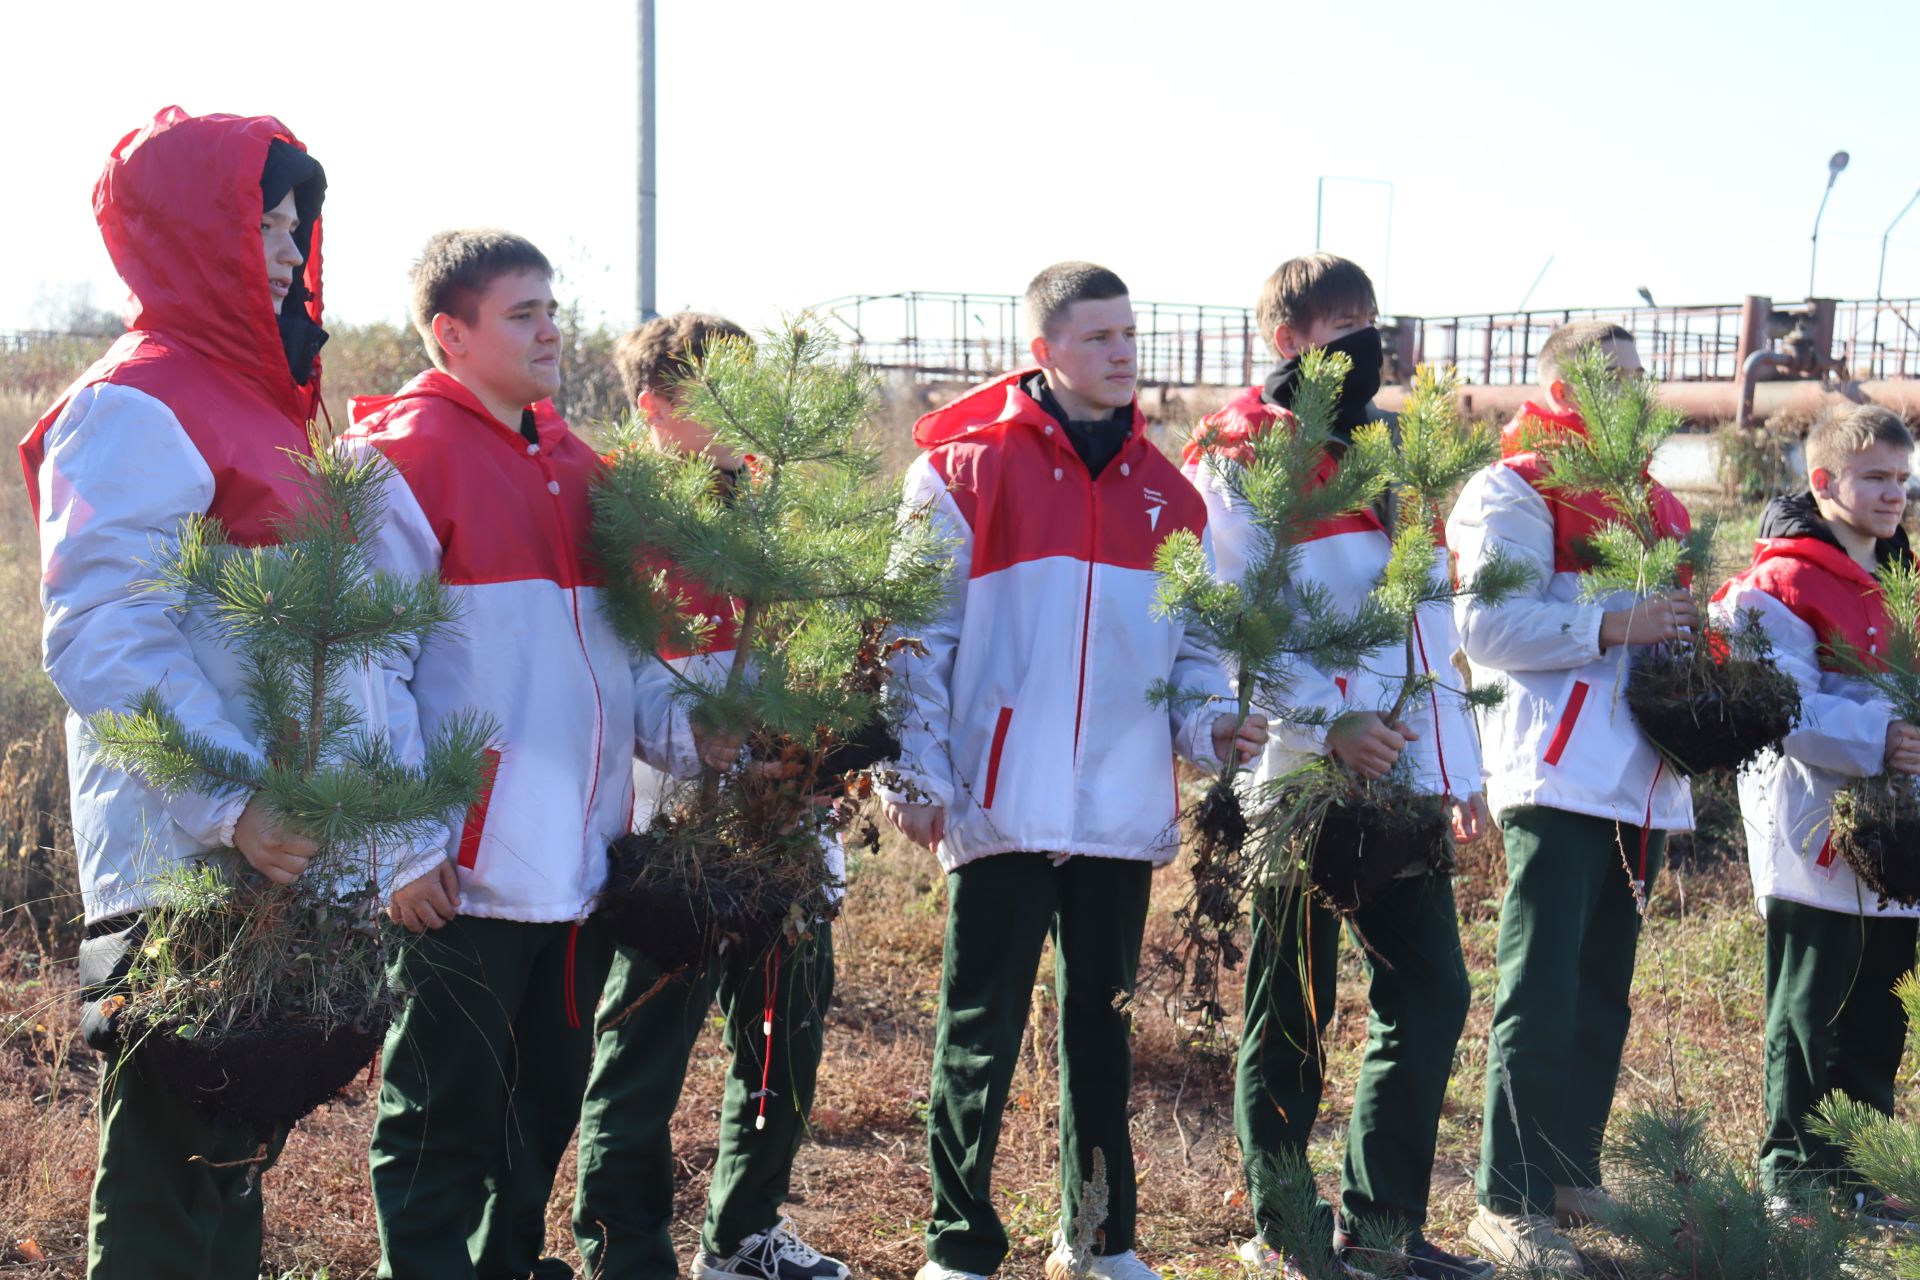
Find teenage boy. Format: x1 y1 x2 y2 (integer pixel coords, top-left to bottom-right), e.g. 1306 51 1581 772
884 262 1268 1280
350 231 713 1280
1447 321 1695 1273
1183 254 1490 1279
22 106 331 1280
572 312 849 1280
1711 405 1920 1221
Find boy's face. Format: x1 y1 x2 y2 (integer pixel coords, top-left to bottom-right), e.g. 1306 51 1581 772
261 191 303 317
1274 305 1376 360
1814 440 1911 542
1032 294 1137 415
435 269 561 407
639 387 742 470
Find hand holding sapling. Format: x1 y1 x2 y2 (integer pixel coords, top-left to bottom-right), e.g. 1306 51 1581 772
1324 711 1418 780
388 858 461 932
233 797 319 885
884 800 945 850
1213 711 1271 765
1600 590 1697 651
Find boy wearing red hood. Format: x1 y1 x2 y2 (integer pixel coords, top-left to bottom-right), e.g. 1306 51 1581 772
1446 321 1696 1273
883 262 1266 1280
21 107 334 1279
346 231 709 1279
1711 405 1920 1223
1183 254 1491 1279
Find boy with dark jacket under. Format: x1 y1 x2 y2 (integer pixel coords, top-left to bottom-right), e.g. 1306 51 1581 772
23 106 338 1280
1711 404 1920 1221
884 262 1266 1280
1447 321 1696 1274
1184 254 1490 1279
348 231 711 1280
572 312 848 1280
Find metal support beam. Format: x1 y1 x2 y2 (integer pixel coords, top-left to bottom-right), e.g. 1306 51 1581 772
637 0 657 322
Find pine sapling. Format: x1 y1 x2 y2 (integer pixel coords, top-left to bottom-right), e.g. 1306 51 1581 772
1811 968 1920 1277
84 439 496 1133
1536 346 1800 778
1825 558 1920 907
591 322 949 969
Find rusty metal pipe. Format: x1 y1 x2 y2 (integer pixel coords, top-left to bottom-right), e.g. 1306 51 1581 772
1737 348 1796 429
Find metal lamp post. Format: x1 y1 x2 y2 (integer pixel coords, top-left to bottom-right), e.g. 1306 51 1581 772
1807 149 1850 300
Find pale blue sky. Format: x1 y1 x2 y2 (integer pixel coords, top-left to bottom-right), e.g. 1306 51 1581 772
4 0 1917 339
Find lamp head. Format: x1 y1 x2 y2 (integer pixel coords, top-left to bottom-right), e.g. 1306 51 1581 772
1827 151 1851 187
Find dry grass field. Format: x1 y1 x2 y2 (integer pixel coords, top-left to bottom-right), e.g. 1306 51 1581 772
0 346 1908 1278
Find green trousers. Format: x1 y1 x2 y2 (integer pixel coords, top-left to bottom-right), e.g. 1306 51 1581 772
370 915 615 1280
1759 896 1917 1194
925 853 1153 1276
574 927 835 1276
87 1047 288 1280
1477 805 1666 1216
1236 872 1470 1248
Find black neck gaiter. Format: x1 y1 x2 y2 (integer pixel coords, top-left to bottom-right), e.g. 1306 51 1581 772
1262 325 1384 443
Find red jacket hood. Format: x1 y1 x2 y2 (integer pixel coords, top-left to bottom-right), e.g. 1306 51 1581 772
912 368 1150 455
1182 384 1284 467
95 106 325 422
1501 401 1585 456
348 369 569 451
1735 536 1880 593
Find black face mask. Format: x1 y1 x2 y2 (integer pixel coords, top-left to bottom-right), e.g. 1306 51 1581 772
1263 325 1384 441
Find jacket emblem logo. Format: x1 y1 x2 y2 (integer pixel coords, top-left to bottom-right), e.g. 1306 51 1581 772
1143 487 1166 532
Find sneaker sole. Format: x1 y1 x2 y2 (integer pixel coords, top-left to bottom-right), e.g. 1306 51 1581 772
1463 1223 1582 1277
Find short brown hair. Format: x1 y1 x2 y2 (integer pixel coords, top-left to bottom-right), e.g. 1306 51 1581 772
1026 261 1128 338
1807 403 1914 481
1256 254 1377 354
612 312 750 404
1536 320 1635 386
410 229 553 369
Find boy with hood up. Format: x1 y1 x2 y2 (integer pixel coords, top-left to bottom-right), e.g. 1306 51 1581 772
1710 404 1920 1223
1446 321 1696 1274
884 262 1267 1280
20 106 337 1279
1183 254 1491 1279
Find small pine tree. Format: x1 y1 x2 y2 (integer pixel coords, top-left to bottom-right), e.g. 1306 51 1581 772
85 439 496 1131
1825 558 1920 907
1533 346 1800 778
1152 348 1402 1020
1811 968 1920 1279
590 322 950 964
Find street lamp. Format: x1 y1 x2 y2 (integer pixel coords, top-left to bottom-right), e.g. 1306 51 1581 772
1871 186 1920 376
1808 149 1850 300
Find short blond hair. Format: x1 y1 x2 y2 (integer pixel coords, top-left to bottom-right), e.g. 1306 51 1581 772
1806 403 1913 481
1536 321 1634 386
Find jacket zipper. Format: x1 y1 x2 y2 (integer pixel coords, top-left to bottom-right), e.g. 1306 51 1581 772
1071 473 1098 756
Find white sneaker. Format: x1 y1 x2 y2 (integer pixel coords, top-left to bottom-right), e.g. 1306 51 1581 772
694 1216 850 1280
1463 1205 1582 1276
1236 1236 1282 1273
915 1264 987 1280
1551 1182 1619 1227
1045 1231 1161 1280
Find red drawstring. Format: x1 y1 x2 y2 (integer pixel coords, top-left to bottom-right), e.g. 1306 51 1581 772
1633 759 1665 912
754 942 781 1132
563 921 581 1030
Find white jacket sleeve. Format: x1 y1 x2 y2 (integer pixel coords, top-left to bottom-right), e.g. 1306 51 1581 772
1168 524 1238 769
1714 584 1891 777
633 652 701 780
883 456 968 809
1415 587 1487 796
342 446 456 893
37 384 253 848
1190 459 1345 758
1448 465 1605 672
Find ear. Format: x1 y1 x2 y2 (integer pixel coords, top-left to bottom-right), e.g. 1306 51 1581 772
637 387 666 421
1810 466 1835 499
1271 324 1303 361
1546 376 1572 408
1030 333 1055 371
430 312 465 365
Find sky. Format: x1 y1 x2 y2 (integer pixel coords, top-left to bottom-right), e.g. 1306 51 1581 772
5 0 1919 343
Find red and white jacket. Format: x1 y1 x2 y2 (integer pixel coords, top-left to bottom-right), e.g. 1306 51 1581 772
342 373 696 923
20 108 385 925
1182 388 1483 801
1712 532 1919 918
1446 402 1694 830
884 370 1234 871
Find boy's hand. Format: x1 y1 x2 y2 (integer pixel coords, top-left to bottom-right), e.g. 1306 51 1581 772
884 801 945 850
1886 720 1920 775
233 798 318 885
1326 711 1419 780
1600 590 1697 651
1449 792 1491 843
1212 712 1270 765
389 858 461 932
692 720 745 771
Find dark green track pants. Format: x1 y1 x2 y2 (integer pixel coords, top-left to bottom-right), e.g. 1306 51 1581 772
1476 805 1665 1216
371 915 614 1280
87 1048 287 1279
574 927 834 1277
1235 872 1470 1247
925 853 1152 1276
1759 896 1917 1194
